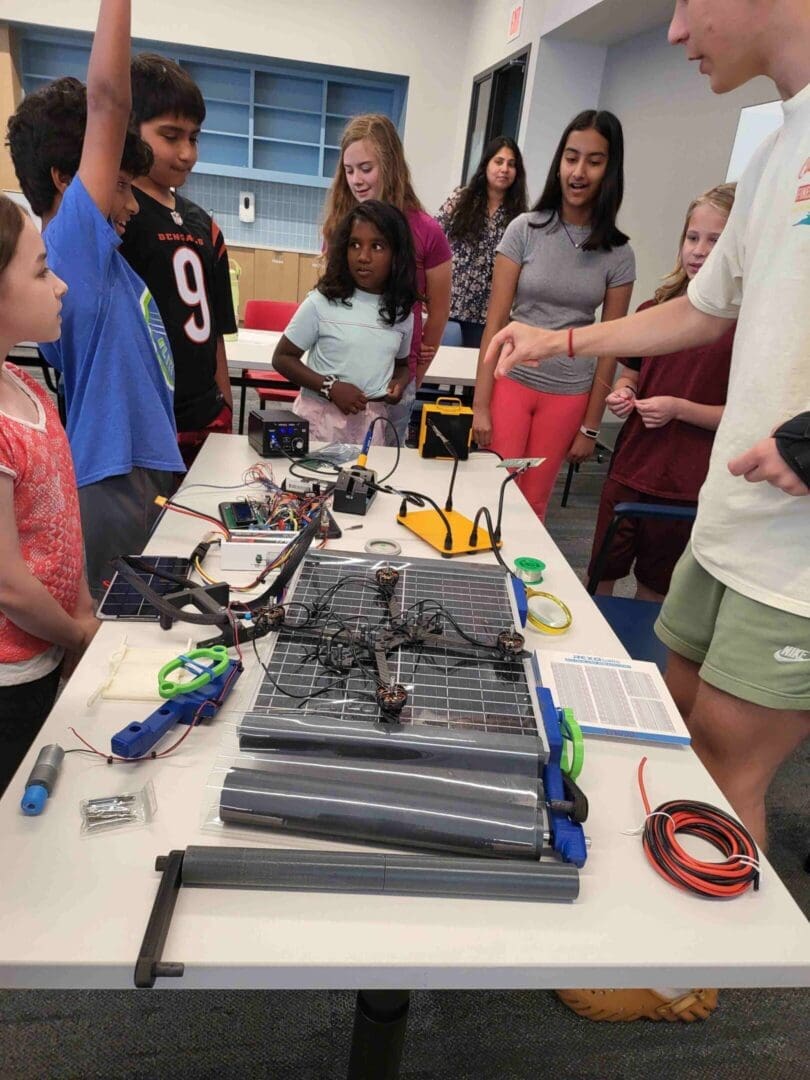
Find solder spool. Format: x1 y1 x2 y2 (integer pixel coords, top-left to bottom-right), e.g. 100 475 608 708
514 557 546 585
364 539 402 556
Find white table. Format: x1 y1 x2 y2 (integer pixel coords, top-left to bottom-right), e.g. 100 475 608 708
225 329 478 433
225 329 477 387
1 439 807 1024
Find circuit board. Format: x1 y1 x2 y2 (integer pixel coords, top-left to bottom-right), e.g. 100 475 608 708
97 556 192 621
220 500 342 538
251 550 541 736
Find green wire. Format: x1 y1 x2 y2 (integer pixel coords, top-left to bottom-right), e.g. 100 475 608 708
560 707 584 780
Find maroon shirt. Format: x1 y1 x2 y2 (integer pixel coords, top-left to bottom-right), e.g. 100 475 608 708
610 299 735 500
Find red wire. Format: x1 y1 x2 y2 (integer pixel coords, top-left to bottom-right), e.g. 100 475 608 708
636 756 760 898
162 501 229 537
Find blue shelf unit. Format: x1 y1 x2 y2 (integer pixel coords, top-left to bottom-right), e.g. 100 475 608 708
17 29 408 190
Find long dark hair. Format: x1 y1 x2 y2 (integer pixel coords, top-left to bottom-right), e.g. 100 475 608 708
447 136 528 243
317 200 419 327
530 110 628 251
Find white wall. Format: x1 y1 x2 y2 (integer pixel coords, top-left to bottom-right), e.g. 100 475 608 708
599 22 775 305
461 2 607 202
1 0 473 213
520 37 606 202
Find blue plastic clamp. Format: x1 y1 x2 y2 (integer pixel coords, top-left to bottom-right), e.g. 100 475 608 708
537 686 588 868
110 660 242 758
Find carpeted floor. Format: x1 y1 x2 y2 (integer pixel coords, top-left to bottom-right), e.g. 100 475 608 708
0 410 807 1080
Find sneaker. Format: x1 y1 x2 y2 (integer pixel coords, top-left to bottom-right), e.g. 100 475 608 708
555 987 718 1022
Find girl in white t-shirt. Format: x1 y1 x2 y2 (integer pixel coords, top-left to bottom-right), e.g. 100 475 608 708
273 200 417 444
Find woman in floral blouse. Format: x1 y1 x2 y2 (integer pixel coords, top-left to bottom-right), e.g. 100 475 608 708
436 136 528 348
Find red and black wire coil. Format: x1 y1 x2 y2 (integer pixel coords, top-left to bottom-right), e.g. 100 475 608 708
637 757 760 899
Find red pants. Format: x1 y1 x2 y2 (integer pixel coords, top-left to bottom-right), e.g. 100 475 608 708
490 377 590 520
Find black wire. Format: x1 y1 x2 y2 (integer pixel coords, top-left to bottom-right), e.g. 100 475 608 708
250 635 349 703
642 798 760 897
364 414 400 484
468 505 517 579
399 598 499 652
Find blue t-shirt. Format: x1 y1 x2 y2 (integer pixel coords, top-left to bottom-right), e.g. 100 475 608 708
40 176 184 486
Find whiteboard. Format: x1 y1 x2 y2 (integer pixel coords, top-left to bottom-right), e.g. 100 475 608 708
726 100 782 181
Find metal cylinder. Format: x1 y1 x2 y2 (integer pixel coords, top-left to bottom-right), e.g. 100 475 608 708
25 744 64 795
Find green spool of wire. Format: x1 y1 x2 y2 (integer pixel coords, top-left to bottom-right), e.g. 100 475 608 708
514 556 546 584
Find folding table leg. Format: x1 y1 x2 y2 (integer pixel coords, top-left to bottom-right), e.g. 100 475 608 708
561 462 577 507
238 380 248 435
347 989 411 1079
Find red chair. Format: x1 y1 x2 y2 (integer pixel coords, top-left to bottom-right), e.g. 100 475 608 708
238 299 300 433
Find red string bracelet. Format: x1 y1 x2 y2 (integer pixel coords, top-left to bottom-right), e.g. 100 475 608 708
567 327 575 358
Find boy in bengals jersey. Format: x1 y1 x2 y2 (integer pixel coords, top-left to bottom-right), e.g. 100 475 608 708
122 53 237 467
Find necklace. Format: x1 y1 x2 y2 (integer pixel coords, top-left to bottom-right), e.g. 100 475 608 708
170 209 184 227
560 218 586 249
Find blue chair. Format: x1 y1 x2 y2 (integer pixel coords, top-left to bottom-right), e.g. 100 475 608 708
440 320 463 347
587 502 697 674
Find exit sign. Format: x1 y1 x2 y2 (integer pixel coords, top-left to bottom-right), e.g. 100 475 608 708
507 3 524 42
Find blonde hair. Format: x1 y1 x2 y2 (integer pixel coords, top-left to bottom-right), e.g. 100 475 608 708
321 114 423 246
655 182 736 304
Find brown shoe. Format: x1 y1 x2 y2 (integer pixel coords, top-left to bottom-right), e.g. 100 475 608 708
555 988 718 1022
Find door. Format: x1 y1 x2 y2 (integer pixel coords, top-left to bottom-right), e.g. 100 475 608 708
462 48 529 184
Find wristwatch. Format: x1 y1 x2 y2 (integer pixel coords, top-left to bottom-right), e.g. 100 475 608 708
319 374 337 400
579 425 600 439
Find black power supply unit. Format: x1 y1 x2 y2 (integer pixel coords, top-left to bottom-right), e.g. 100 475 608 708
247 408 309 458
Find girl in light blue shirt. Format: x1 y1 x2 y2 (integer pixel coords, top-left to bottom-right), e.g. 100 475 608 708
273 201 417 445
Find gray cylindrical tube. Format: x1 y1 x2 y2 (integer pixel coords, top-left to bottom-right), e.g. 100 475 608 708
182 846 578 902
238 712 545 777
25 744 64 793
219 765 544 859
183 845 386 891
227 754 537 809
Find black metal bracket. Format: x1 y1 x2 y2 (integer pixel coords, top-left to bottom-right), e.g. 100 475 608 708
134 850 186 988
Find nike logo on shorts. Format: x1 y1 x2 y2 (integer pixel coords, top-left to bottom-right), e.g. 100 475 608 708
773 646 810 663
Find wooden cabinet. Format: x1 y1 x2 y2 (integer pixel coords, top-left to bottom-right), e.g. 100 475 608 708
226 246 322 321
0 27 22 192
297 254 321 301
227 246 255 324
254 248 300 305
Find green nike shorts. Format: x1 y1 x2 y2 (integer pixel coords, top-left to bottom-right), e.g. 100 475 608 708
655 547 810 711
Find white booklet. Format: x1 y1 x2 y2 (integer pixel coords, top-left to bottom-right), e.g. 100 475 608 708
534 651 690 746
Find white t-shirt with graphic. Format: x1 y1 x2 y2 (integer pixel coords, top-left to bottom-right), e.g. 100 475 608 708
687 82 810 617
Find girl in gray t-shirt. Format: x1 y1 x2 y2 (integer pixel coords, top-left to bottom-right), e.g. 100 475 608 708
472 109 635 520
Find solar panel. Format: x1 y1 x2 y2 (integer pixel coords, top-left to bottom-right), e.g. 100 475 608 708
251 550 541 736
97 556 192 621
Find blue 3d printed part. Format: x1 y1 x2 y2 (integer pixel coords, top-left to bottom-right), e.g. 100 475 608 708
537 686 588 868
111 660 242 758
